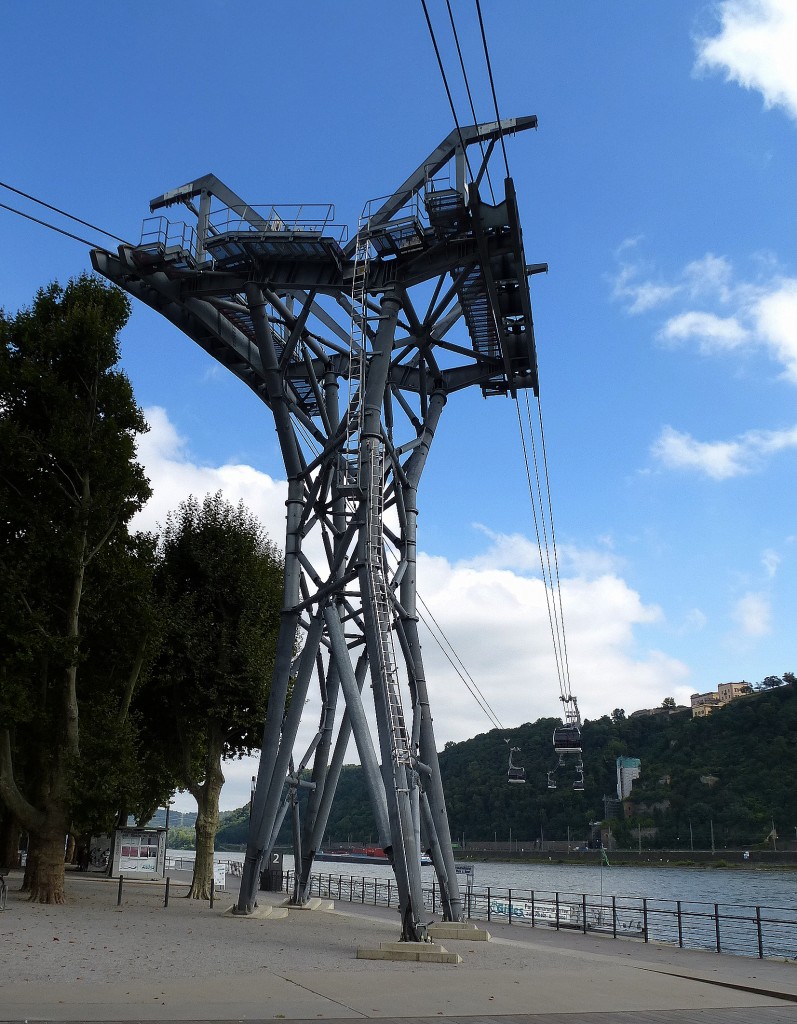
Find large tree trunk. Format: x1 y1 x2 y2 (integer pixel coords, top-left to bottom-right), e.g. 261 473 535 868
186 737 224 900
25 827 68 903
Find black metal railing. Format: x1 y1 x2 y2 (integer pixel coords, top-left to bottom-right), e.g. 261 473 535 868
275 870 796 960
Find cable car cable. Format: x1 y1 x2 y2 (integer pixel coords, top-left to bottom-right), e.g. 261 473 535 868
0 200 109 252
443 0 497 205
420 0 475 184
475 0 510 178
0 180 131 245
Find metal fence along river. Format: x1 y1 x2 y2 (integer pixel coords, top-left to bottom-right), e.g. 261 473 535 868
276 868 796 960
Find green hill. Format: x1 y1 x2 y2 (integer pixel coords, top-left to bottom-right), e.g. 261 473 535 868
216 682 797 850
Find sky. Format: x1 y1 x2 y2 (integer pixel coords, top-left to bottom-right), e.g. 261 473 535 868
3 1 797 813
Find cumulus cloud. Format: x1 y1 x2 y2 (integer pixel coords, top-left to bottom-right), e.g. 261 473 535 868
695 0 797 122
413 551 689 740
137 409 694 810
659 311 749 352
132 406 289 543
651 423 797 478
754 278 797 382
731 591 772 636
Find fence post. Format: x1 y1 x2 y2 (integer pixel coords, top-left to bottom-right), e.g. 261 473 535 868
387 878 391 907
612 895 617 939
756 906 763 959
531 890 535 929
643 898 648 943
117 874 124 907
677 901 683 948
555 892 560 931
509 888 513 925
210 878 215 909
164 876 170 908
467 885 471 919
487 886 491 922
432 880 436 915
714 903 721 953
582 893 587 934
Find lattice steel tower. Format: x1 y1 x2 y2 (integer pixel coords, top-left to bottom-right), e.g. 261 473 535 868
93 116 544 941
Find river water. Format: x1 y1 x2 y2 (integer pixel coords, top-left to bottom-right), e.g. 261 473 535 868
171 849 795 907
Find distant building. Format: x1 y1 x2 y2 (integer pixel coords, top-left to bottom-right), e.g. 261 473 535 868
690 681 752 718
717 681 751 702
629 705 688 719
616 756 641 799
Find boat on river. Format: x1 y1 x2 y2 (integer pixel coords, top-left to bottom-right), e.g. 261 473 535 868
316 846 432 866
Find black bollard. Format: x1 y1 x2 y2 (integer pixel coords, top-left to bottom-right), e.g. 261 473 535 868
210 878 215 908
117 873 124 906
164 876 170 908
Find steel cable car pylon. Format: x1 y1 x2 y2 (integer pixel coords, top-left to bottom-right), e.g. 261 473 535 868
90 115 542 943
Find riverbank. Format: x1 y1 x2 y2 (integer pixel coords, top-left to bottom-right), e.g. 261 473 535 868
450 849 797 869
1 867 797 1022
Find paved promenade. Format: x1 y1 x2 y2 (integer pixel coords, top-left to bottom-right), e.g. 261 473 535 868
1 868 796 1023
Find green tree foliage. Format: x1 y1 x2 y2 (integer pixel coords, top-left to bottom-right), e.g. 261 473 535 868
242 680 796 851
0 276 153 901
140 493 283 897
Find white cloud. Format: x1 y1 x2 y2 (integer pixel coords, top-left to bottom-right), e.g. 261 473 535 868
695 0 797 122
731 591 772 636
762 548 780 578
753 278 797 382
659 311 749 351
683 254 735 302
651 423 797 478
132 406 289 543
415 552 688 740
137 408 693 810
611 262 680 314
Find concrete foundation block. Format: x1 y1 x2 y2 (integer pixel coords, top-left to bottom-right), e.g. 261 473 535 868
428 922 491 941
357 941 461 964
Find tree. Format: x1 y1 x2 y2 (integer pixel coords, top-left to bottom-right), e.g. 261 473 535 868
0 276 152 902
760 675 783 690
142 493 283 898
611 708 626 723
662 697 676 709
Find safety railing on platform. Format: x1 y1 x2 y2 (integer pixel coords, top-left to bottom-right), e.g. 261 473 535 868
271 869 796 961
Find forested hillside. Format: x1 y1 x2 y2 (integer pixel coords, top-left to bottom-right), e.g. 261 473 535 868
215 683 796 850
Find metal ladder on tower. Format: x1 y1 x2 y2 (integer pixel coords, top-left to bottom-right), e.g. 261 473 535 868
340 218 411 768
339 224 369 494
364 437 412 767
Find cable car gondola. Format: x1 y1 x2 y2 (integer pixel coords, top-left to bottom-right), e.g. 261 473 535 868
552 723 582 755
507 746 526 784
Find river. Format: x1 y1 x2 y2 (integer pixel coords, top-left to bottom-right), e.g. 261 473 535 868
170 849 795 907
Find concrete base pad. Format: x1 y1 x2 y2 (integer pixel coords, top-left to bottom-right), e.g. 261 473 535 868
429 921 491 941
357 940 461 963
224 903 289 919
280 896 334 911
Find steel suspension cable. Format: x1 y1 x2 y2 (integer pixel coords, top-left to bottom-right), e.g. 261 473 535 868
520 393 572 701
420 0 475 184
528 389 574 698
0 200 109 251
443 0 496 205
475 0 510 177
513 397 568 700
0 180 131 245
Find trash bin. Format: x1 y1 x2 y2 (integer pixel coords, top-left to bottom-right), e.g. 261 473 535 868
259 852 284 891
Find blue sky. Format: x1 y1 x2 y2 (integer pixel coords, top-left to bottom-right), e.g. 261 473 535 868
3 2 796 811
